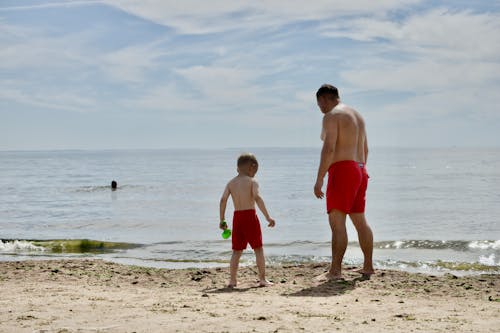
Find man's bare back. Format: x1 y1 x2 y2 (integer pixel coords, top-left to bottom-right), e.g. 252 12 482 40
323 103 367 164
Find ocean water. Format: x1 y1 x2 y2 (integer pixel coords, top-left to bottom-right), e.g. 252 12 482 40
1 148 499 275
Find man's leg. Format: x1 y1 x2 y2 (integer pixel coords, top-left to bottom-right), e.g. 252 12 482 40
229 250 243 287
328 209 348 278
254 247 272 286
349 213 374 274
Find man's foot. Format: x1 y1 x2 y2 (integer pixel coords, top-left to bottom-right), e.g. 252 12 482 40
314 272 343 282
258 280 273 287
227 281 237 288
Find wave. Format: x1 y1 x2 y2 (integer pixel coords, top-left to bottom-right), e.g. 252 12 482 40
265 240 500 251
72 184 145 193
0 240 45 252
378 259 500 273
2 239 499 274
0 239 142 254
4 239 497 254
374 240 500 251
109 255 499 273
73 185 111 193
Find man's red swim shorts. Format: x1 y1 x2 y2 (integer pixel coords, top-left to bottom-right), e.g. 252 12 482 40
232 209 263 251
326 160 368 214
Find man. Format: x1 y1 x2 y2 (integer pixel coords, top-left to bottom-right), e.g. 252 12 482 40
314 84 374 280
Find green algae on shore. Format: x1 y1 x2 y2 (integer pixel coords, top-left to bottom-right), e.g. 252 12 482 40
33 239 141 253
1 239 141 254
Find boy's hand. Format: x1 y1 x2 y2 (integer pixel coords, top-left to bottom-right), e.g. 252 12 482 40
267 217 275 228
219 221 228 230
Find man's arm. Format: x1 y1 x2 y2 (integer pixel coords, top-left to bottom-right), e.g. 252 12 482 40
252 180 275 227
364 136 369 165
219 184 230 229
314 113 338 199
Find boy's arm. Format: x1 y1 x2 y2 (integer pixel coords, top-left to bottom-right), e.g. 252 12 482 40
219 184 230 229
252 180 275 227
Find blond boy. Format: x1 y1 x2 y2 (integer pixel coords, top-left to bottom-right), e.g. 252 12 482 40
219 153 275 287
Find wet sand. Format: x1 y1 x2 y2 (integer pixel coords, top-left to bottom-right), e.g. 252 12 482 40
0 259 498 332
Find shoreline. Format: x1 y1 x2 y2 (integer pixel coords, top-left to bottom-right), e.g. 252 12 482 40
1 259 498 332
2 238 499 276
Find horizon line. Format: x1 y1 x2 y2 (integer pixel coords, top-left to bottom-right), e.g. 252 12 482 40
1 145 499 153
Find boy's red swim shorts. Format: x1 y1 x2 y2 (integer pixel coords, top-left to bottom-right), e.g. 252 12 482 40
232 209 263 251
326 160 368 214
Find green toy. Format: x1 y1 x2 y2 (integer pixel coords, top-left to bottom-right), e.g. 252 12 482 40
220 221 232 239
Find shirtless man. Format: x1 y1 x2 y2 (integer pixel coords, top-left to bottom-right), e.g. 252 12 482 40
313 84 374 280
219 153 275 287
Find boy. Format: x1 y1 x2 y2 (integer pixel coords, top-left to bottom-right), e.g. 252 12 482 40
219 153 275 287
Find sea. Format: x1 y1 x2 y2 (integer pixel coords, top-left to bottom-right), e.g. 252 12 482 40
1 148 499 276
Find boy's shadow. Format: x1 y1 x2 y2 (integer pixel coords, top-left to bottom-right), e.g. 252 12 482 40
203 282 264 294
283 275 369 297
204 286 258 294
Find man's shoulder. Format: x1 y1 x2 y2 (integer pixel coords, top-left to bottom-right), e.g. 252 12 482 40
324 110 345 124
333 104 363 120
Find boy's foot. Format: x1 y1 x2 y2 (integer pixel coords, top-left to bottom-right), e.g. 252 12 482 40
258 280 273 287
314 272 343 282
227 280 237 288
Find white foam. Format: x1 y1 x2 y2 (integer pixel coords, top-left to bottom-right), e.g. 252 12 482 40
479 254 498 266
468 240 500 250
392 240 404 249
0 240 45 253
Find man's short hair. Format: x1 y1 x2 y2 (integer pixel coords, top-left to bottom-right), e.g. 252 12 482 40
316 84 339 100
237 153 258 167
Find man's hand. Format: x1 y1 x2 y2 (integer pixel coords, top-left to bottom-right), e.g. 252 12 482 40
314 179 324 199
267 217 276 228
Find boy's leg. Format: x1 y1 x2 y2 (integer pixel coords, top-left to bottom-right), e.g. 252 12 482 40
229 250 243 287
349 213 374 274
329 209 348 278
254 247 272 286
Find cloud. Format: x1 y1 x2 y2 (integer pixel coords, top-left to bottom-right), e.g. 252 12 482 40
315 8 500 122
99 41 170 83
1 0 499 149
0 1 100 12
102 0 422 34
340 59 499 92
175 65 261 104
320 8 500 61
0 22 95 71
0 80 97 113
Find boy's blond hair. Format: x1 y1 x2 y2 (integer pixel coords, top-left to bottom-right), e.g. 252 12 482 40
237 153 258 168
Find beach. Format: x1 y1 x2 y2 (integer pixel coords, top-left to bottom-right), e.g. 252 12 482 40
1 259 498 332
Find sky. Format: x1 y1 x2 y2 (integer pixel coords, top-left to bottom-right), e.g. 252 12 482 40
1 0 499 150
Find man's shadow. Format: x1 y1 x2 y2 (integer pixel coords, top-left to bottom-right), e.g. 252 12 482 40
203 275 370 296
283 275 369 297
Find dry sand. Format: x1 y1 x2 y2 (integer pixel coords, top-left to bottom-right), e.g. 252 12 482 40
0 259 498 333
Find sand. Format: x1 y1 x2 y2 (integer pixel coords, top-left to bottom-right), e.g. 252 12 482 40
0 259 498 333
